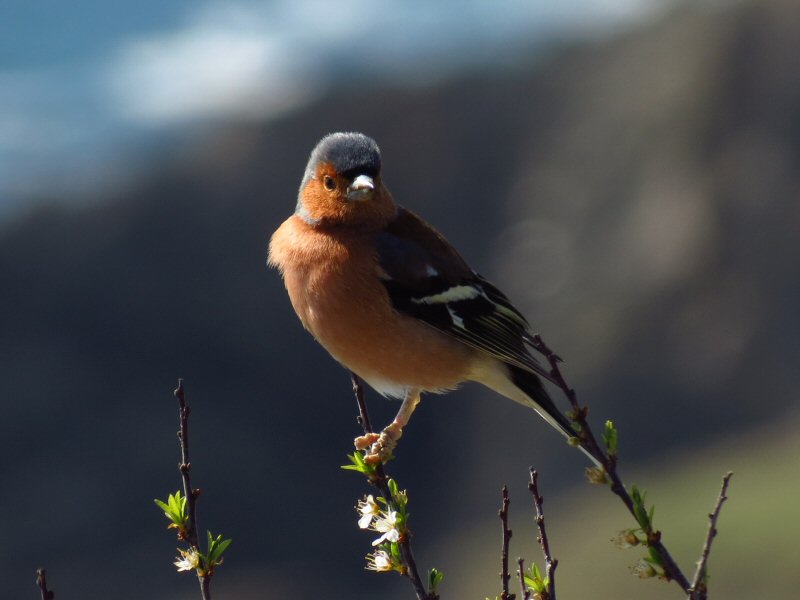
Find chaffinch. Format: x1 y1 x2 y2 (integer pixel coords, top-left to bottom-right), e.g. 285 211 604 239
269 132 599 465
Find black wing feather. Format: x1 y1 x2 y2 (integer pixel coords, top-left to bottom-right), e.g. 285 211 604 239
375 207 550 379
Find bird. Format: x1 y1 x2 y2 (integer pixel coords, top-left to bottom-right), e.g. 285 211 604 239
268 132 600 466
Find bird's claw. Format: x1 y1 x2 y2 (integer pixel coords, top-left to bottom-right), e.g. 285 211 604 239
358 422 403 464
354 432 380 450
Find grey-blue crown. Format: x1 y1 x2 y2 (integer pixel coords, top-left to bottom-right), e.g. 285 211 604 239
304 132 382 183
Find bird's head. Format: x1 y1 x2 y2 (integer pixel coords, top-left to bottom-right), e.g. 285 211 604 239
295 132 396 229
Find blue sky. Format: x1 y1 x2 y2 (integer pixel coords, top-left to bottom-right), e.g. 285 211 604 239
0 0 666 217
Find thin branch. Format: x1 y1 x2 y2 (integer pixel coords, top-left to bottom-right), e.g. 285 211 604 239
350 373 433 600
517 557 531 600
499 486 515 600
174 379 200 549
528 469 557 600
529 334 692 593
173 379 211 600
688 472 733 600
200 575 212 600
529 335 614 473
35 568 54 600
351 372 375 434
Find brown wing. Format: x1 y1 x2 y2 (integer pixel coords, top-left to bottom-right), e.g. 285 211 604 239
375 207 550 378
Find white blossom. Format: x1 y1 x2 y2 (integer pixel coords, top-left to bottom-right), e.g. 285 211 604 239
174 547 201 572
366 549 393 572
356 494 380 529
371 510 401 546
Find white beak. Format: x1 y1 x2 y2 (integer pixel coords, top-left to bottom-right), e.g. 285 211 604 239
347 174 375 201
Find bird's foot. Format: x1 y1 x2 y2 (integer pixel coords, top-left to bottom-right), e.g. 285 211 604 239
354 432 380 450
355 422 403 464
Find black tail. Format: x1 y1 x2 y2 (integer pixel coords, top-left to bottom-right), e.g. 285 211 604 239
509 365 603 467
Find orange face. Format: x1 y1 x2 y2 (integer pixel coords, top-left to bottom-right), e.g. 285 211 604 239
297 162 397 230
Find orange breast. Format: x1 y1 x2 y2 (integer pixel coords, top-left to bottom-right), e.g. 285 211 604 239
269 216 476 396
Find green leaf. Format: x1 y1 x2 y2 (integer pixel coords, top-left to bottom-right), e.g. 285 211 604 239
154 491 188 526
205 531 232 566
524 563 547 593
647 546 664 567
603 420 618 455
428 567 445 592
390 541 402 562
341 452 377 476
630 485 651 529
341 453 363 470
212 538 232 561
630 484 642 504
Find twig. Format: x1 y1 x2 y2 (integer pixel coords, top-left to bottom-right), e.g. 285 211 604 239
35 568 54 600
528 469 557 600
688 472 733 600
528 335 612 471
174 379 200 549
351 372 375 433
517 557 531 600
499 486 515 600
200 576 212 600
529 334 692 593
350 373 433 600
173 379 211 600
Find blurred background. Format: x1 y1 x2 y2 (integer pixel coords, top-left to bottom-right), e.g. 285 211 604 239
2 0 799 598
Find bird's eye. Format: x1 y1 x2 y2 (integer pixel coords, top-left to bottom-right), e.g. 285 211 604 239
323 176 336 191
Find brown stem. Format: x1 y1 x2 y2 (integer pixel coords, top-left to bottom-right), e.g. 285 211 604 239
688 472 733 600
528 469 557 600
499 486 515 600
350 372 433 600
517 557 531 600
35 568 54 600
529 334 692 593
173 379 214 599
200 574 212 600
174 379 201 550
